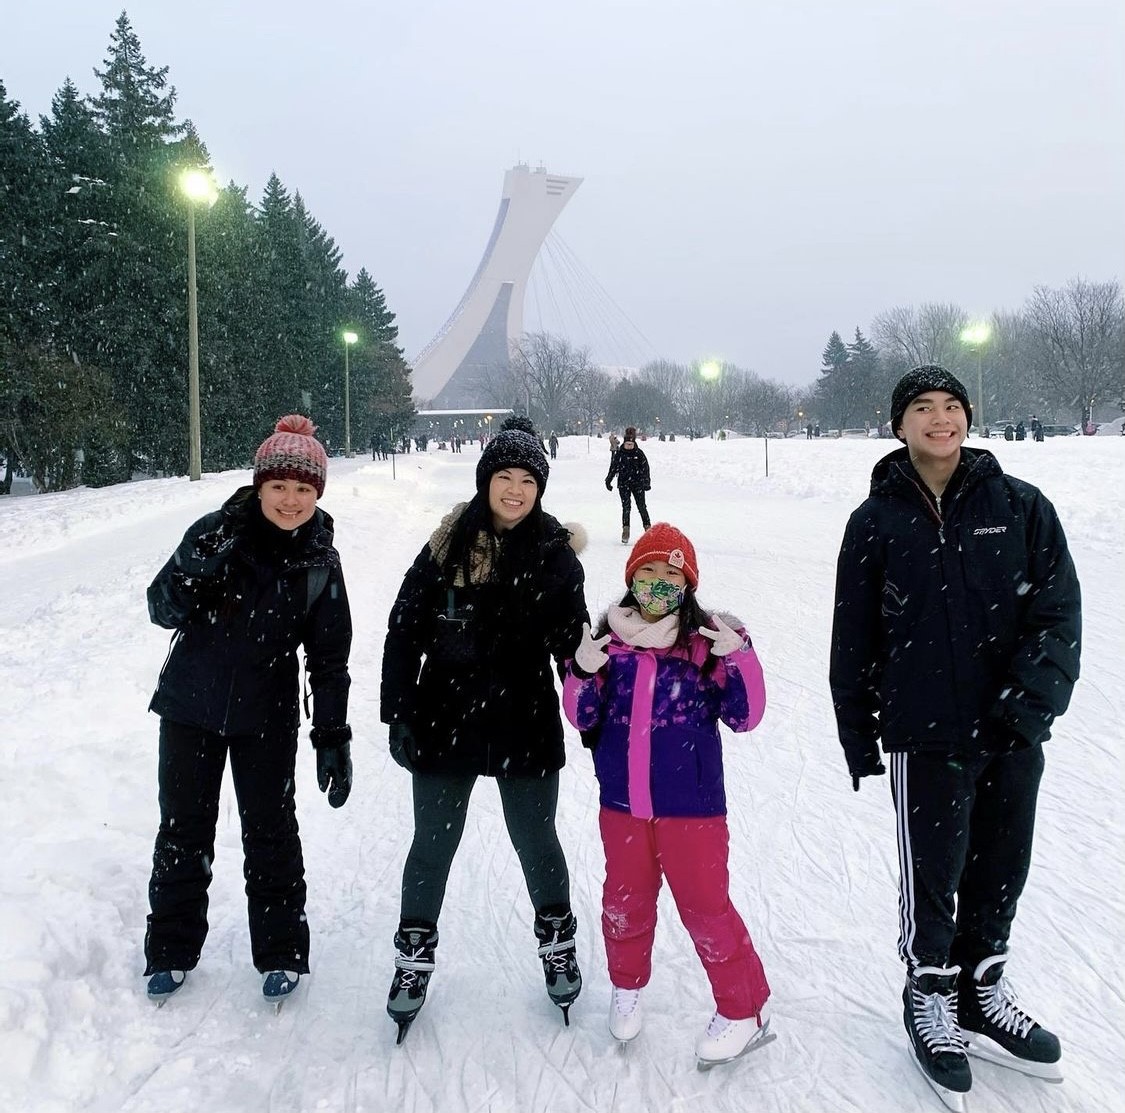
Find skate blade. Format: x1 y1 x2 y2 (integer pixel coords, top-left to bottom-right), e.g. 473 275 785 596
392 1016 417 1045
964 1035 1063 1083
696 1030 777 1071
909 1050 970 1111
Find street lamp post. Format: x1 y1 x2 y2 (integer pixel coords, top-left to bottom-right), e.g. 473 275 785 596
342 330 358 456
699 360 721 437
960 323 991 436
179 168 219 481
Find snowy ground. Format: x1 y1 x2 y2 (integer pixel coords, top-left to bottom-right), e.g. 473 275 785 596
1 434 1122 1113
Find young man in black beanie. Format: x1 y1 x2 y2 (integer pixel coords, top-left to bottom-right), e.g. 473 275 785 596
830 366 1081 1109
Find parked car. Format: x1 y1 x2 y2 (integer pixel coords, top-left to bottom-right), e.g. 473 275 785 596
839 428 870 440
1040 424 1078 437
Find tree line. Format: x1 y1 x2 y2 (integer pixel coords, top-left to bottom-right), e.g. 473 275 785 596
812 284 1123 434
0 12 413 494
448 277 1123 442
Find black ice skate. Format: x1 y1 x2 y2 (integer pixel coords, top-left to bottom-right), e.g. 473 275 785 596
534 907 582 1025
958 955 1062 1083
904 966 972 1112
387 922 438 1045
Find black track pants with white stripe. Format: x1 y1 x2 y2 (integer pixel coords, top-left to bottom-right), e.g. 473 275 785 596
889 745 1044 974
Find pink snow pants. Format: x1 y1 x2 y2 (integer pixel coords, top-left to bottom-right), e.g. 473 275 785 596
599 806 770 1019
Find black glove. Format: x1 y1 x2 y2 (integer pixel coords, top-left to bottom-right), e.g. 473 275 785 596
846 746 886 792
311 725 353 808
388 722 417 771
186 526 238 578
605 478 613 492
316 742 352 807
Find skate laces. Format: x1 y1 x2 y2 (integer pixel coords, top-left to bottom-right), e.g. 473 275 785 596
911 983 968 1054
978 973 1035 1038
613 987 641 1016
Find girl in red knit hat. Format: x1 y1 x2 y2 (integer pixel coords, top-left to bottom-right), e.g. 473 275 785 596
563 522 773 1068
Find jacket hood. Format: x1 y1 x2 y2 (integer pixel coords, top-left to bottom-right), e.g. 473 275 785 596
868 446 1003 499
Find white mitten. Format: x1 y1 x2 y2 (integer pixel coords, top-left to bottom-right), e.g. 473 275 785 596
699 615 745 656
575 622 611 674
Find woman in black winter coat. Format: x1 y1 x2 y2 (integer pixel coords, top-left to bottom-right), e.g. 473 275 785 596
143 416 353 1005
605 426 651 544
381 421 590 1039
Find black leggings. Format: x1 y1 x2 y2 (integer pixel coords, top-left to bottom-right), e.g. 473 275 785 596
400 771 570 924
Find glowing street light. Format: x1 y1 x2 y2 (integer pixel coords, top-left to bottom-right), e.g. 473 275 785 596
342 330 358 457
699 360 721 437
179 167 219 480
960 323 991 436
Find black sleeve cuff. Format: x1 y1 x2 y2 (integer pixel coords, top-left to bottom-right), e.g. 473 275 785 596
310 724 352 750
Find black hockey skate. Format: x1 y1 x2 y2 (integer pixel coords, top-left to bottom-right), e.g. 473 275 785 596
958 955 1062 1082
904 966 972 1112
387 922 438 1045
534 907 582 1025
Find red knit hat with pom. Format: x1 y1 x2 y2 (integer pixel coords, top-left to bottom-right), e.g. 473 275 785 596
253 415 328 496
625 522 699 589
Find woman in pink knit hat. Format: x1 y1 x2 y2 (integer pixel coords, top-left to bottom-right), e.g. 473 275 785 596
142 416 353 1007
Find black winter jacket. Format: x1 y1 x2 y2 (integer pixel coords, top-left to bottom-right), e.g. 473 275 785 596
148 486 352 739
830 448 1080 774
380 507 588 776
606 445 651 492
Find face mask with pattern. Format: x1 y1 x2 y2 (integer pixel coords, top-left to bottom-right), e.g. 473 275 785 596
631 576 685 617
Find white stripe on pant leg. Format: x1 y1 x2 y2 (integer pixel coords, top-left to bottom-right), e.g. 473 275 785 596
892 751 919 968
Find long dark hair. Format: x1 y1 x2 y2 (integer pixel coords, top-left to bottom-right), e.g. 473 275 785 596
441 490 548 590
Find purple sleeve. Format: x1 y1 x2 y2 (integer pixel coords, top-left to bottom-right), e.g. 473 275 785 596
719 643 767 732
563 666 604 731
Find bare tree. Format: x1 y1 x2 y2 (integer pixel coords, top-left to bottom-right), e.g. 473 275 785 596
515 331 594 433
872 303 970 372
573 364 613 435
1024 278 1124 423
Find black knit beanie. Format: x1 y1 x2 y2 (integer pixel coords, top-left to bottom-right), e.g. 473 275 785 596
890 365 973 440
476 429 549 493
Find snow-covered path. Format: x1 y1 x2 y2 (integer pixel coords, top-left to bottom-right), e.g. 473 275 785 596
2 435 1122 1113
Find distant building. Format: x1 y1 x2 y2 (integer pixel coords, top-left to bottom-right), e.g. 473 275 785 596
410 165 582 409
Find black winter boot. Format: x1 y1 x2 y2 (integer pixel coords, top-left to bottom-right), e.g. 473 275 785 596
958 955 1062 1082
534 906 582 1024
387 921 438 1044
904 966 972 1109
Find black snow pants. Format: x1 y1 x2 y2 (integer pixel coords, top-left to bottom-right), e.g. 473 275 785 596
144 718 309 974
399 771 570 925
889 745 1044 975
619 488 651 532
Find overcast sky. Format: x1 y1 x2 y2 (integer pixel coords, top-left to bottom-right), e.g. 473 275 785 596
4 0 1122 385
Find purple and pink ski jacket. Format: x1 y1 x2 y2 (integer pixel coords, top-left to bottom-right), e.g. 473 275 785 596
563 629 766 818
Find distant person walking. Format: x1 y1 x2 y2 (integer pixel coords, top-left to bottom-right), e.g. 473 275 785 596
142 416 353 1006
605 426 651 545
549 432 559 459
831 367 1080 1106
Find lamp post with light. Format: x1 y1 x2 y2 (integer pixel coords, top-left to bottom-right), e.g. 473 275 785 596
179 168 219 480
699 360 721 438
960 323 991 436
342 330 358 456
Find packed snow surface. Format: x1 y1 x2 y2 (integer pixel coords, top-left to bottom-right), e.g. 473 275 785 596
2 434 1122 1112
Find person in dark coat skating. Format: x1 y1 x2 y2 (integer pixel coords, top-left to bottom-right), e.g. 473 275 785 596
143 415 353 1004
830 367 1080 1104
605 426 652 544
380 417 591 1039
